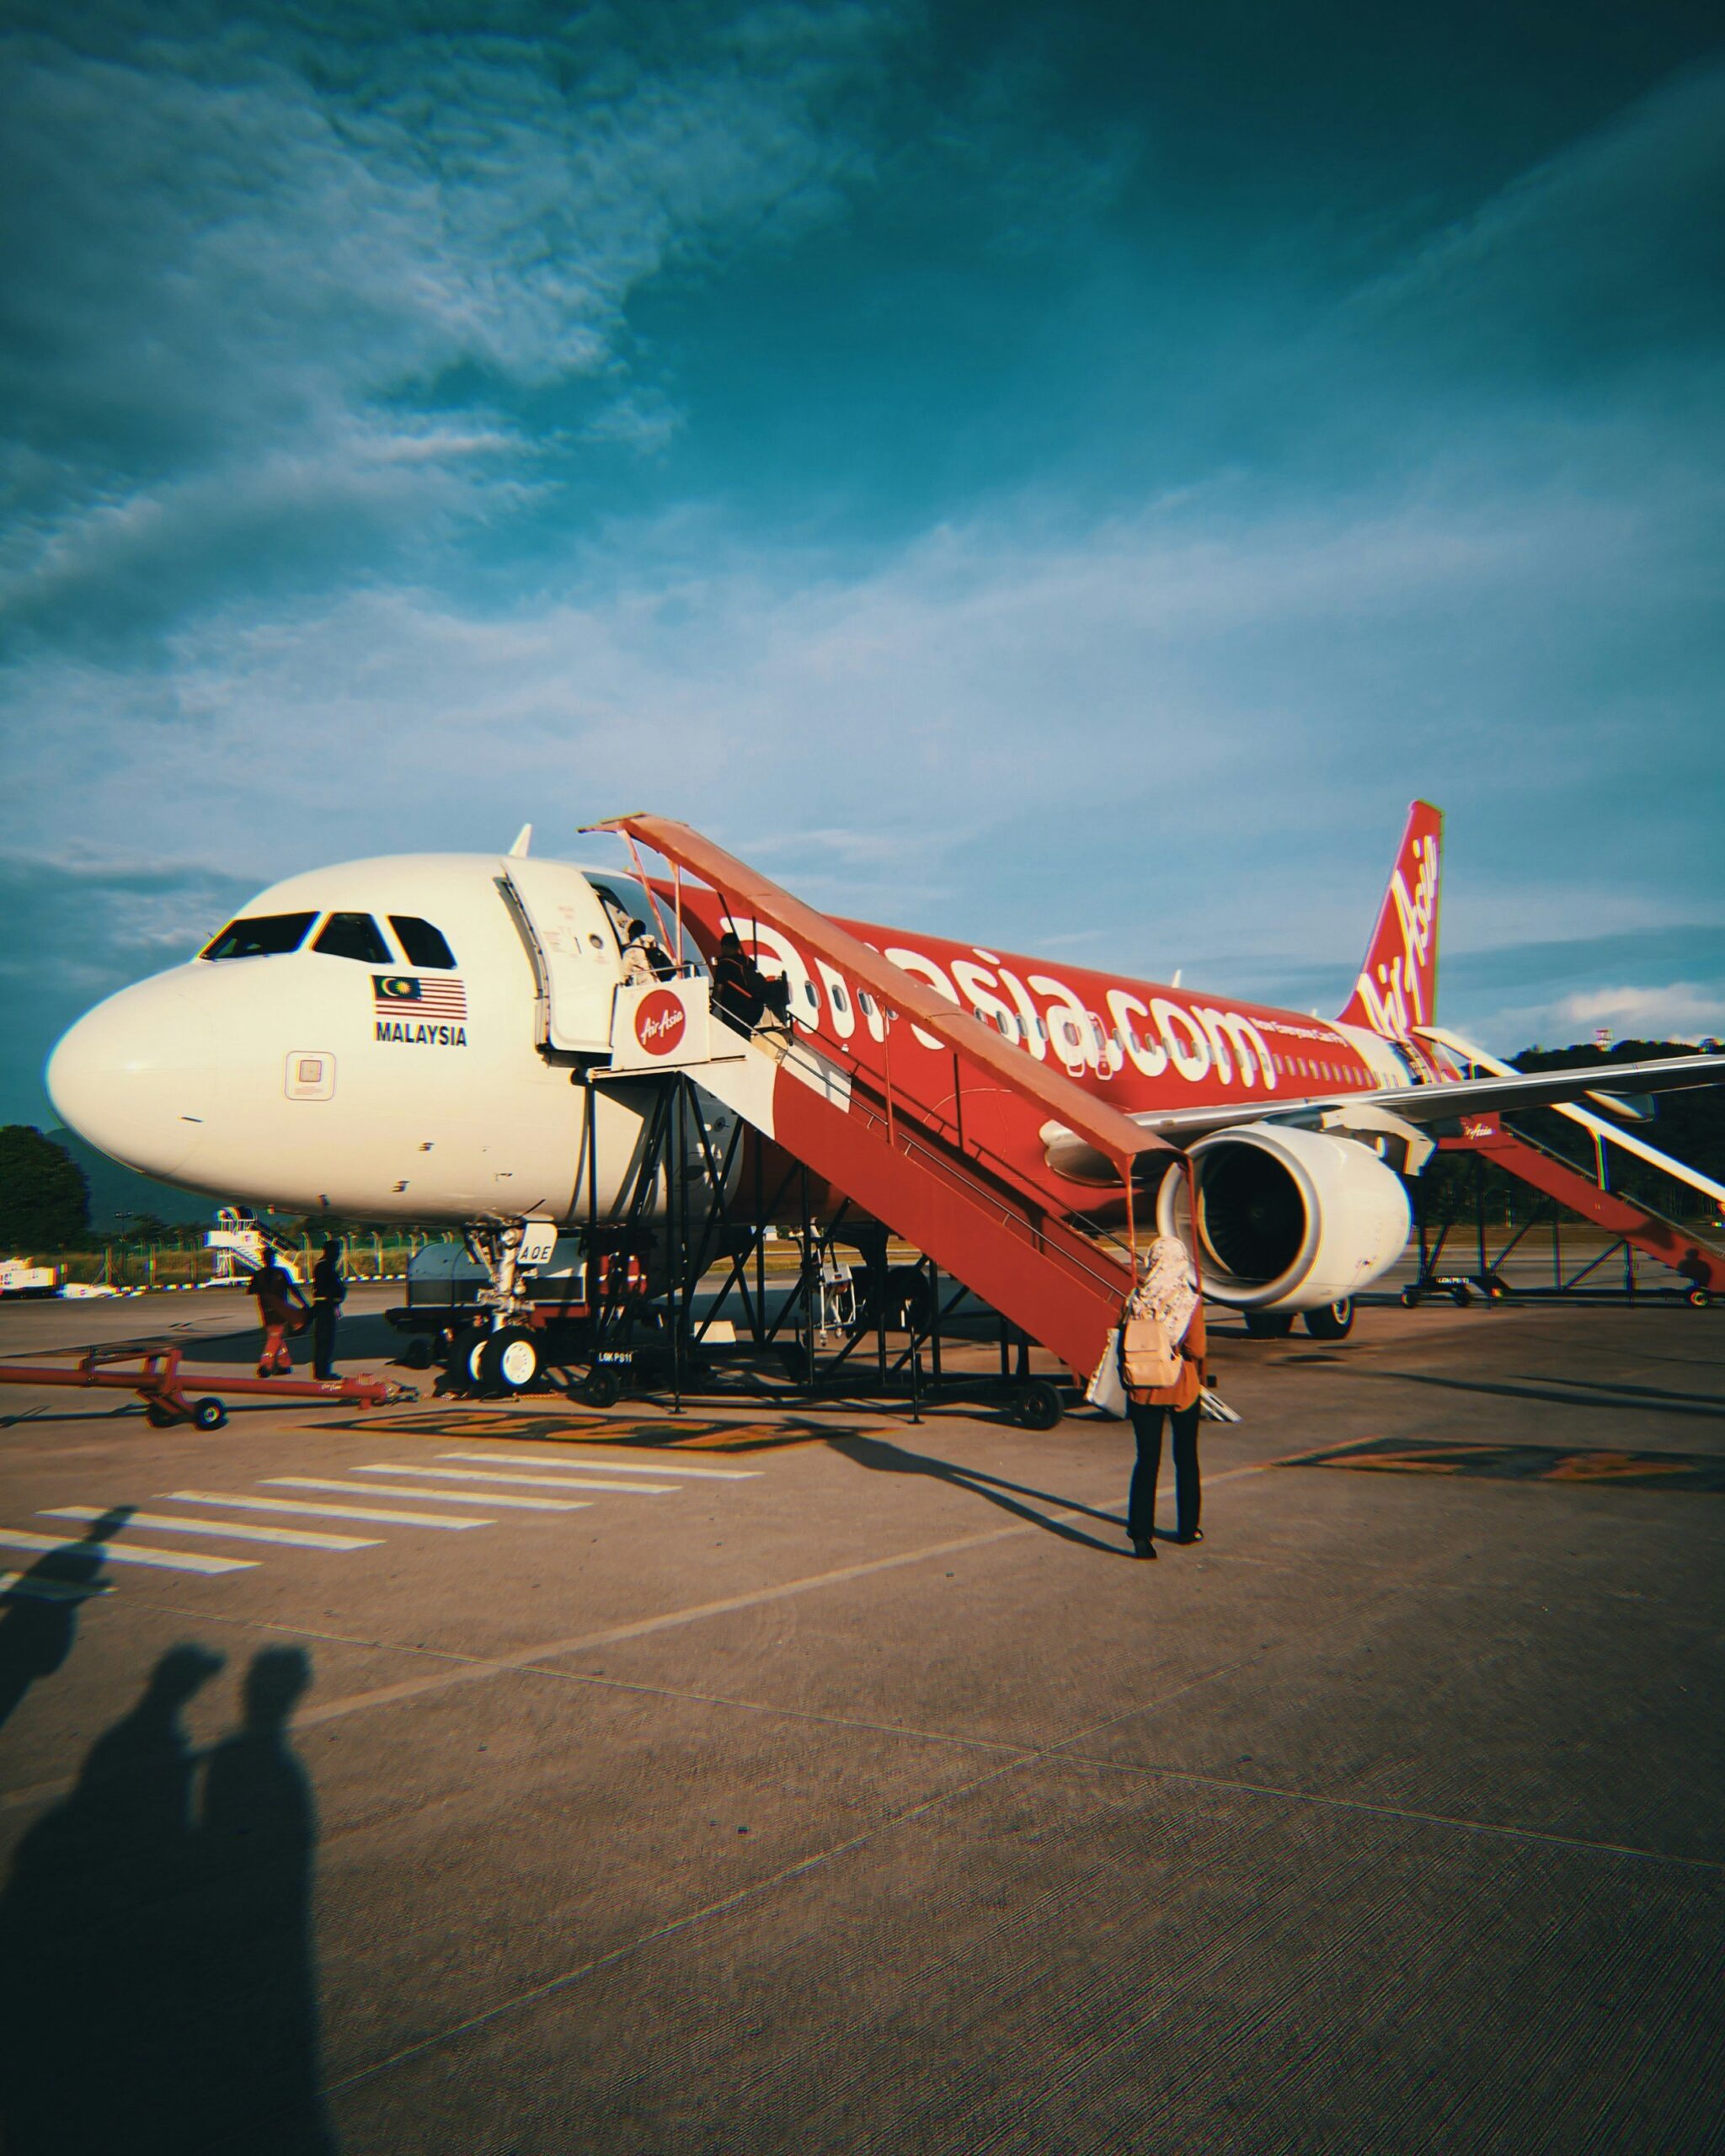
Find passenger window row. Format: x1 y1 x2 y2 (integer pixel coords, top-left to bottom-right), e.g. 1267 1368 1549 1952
201 910 457 968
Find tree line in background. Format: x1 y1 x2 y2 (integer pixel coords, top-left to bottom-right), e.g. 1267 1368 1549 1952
0 1123 419 1257
3 1038 1723 1255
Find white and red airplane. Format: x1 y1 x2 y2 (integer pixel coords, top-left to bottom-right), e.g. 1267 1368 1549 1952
45 803 1722 1383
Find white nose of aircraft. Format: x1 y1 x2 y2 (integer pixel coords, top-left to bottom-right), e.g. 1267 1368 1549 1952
46 973 219 1182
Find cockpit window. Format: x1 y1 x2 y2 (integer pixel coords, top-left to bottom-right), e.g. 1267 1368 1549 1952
201 912 317 961
389 915 457 969
312 912 393 964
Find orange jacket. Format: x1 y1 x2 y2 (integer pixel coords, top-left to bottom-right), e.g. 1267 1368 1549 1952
1127 1302 1205 1411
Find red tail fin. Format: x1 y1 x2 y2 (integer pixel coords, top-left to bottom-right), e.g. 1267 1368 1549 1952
1338 801 1443 1038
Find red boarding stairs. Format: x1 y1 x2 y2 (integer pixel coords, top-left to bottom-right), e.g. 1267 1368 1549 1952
593 815 1170 1385
1439 1117 1725 1299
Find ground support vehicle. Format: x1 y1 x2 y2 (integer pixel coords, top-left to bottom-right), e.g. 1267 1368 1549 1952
0 1340 409 1428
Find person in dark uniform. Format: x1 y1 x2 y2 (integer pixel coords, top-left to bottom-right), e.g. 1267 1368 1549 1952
1123 1235 1207 1559
249 1253 305 1377
709 930 765 1030
309 1239 345 1382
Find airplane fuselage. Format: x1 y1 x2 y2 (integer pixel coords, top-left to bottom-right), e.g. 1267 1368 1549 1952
46 849 1433 1230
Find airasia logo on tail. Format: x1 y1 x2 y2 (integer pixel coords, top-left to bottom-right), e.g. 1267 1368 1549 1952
633 988 687 1056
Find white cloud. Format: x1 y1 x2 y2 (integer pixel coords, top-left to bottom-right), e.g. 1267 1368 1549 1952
1455 985 1725 1057
0 4 906 637
4 449 1717 968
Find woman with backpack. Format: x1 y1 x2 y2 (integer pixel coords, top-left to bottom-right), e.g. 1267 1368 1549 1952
1122 1234 1207 1561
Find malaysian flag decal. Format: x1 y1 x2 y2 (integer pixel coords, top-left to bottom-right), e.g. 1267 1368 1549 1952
373 974 467 1019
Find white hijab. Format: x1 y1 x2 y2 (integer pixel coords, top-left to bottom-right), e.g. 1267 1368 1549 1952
1130 1232 1198 1342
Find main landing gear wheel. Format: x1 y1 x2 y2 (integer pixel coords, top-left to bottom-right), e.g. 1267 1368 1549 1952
477 1326 542 1396
1689 1287 1713 1309
1243 1311 1295 1338
581 1363 623 1409
401 1337 433 1371
1303 1299 1354 1342
192 1397 228 1431
1012 1380 1064 1432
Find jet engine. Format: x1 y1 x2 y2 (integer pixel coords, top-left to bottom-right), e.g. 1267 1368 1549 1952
1156 1122 1411 1311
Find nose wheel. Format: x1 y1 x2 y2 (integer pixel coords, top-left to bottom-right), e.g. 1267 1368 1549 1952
473 1326 542 1396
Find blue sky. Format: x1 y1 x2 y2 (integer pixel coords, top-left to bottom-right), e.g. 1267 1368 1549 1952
3 0 1722 1119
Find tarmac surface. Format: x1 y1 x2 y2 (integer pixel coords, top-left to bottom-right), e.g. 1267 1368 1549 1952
0 1284 1721 2153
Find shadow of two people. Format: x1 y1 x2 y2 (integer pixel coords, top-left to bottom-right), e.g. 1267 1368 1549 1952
0 1635 335 2155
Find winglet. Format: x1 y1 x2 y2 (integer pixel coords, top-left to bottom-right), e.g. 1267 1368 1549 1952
509 823 532 858
1338 801 1443 1038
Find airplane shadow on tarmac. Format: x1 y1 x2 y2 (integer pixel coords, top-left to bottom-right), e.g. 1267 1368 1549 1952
0 1640 336 2155
830 1432 1130 1555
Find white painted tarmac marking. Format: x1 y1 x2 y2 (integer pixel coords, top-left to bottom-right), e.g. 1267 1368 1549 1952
168 1490 494 1531
438 1451 759 1482
0 1570 109 1604
268 1476 588 1514
363 1462 676 1496
42 1505 380 1552
0 1528 254 1575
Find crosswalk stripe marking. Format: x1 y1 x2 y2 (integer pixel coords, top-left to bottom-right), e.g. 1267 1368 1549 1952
359 1462 672 1495
42 1506 380 1552
437 1450 758 1481
0 1528 254 1575
0 1570 110 1604
167 1491 492 1531
266 1476 588 1514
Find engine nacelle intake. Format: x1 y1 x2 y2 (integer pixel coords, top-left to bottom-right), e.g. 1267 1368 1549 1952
1157 1122 1411 1310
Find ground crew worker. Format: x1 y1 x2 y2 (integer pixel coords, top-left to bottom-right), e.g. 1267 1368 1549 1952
310 1237 345 1381
249 1252 305 1377
1122 1234 1207 1559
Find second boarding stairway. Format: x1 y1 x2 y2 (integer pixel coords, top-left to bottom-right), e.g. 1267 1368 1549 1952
1420 1029 1725 1299
597 816 1171 1386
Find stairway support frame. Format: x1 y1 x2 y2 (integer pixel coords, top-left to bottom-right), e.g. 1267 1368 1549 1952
570 1070 1065 1417
1401 1139 1697 1304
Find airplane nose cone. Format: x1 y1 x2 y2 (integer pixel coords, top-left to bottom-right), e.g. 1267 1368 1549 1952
46 977 219 1181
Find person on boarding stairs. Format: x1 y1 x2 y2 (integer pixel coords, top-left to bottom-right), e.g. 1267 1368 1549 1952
1124 1234 1207 1560
622 918 676 984
309 1238 345 1383
249 1254 306 1378
709 930 765 1030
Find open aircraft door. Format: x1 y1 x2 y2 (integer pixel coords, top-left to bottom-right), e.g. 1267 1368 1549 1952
498 857 619 1054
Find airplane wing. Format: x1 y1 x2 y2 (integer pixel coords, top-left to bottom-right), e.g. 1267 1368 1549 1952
1124 1052 1725 1144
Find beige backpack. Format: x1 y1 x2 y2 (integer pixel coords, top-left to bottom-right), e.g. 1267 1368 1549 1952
1121 1314 1183 1390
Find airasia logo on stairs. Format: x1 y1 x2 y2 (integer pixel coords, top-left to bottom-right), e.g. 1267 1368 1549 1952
633 988 687 1057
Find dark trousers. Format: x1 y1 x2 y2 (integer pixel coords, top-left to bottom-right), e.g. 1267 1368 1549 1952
311 1301 339 1380
1127 1401 1201 1541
